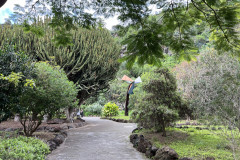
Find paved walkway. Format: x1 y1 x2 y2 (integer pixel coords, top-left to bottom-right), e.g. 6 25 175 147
47 117 148 160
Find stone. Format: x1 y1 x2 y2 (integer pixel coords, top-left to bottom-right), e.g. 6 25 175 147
204 157 215 160
154 146 179 160
211 127 216 131
60 131 68 138
145 146 158 158
53 127 62 132
60 124 69 130
53 134 65 146
179 158 192 160
137 135 152 153
196 127 202 130
5 128 16 132
37 126 46 131
47 118 64 124
130 134 138 144
123 120 128 123
47 140 57 151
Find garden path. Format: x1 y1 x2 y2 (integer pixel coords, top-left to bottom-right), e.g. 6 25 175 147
47 117 148 160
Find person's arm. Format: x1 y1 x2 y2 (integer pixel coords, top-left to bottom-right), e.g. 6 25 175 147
0 0 7 8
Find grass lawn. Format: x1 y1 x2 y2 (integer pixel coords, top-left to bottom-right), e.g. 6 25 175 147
111 110 132 120
111 115 130 120
140 127 240 160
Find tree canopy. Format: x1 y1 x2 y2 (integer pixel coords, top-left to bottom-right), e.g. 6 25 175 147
7 0 240 68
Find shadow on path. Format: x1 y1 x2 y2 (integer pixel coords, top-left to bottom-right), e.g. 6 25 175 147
47 117 148 160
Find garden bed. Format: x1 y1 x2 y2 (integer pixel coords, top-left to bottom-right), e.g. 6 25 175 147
130 126 240 160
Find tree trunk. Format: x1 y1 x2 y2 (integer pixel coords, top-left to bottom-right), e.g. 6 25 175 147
66 107 75 123
125 83 132 116
14 114 20 122
161 118 167 137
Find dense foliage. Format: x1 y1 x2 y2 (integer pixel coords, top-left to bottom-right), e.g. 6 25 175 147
19 62 78 136
0 46 35 123
102 102 119 117
174 49 240 130
9 0 240 67
0 136 49 160
132 68 190 136
84 103 104 116
0 20 121 105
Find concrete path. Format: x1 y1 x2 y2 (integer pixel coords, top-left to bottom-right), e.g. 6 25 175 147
47 117 148 160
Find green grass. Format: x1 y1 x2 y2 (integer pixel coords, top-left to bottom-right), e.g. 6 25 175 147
142 127 240 160
111 115 130 120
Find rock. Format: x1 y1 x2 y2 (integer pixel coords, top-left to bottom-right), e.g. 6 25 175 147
183 126 188 129
196 127 202 130
53 134 65 146
123 120 128 123
60 124 69 130
211 127 216 130
47 118 64 124
154 146 179 160
204 157 215 160
137 135 152 153
37 126 46 131
53 127 62 132
5 128 16 132
45 126 53 131
47 140 57 151
130 134 138 144
132 127 142 133
179 158 192 160
60 131 68 138
145 146 158 158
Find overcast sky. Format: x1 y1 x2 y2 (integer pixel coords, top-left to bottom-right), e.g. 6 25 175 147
0 0 119 30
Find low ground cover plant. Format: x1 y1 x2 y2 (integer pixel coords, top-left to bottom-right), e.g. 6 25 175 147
0 136 49 160
140 127 239 160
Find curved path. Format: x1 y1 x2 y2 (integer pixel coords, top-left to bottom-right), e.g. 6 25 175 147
47 117 148 160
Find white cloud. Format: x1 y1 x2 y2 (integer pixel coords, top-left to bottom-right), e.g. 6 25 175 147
0 0 25 23
0 0 118 29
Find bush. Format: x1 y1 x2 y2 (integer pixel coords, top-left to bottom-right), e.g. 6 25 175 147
0 45 35 123
0 136 49 160
85 103 103 116
19 62 78 136
174 49 240 130
102 102 119 117
132 68 190 136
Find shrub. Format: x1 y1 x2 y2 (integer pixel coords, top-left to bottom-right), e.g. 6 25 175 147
85 103 103 116
0 136 49 160
19 62 78 136
102 102 119 117
174 49 240 130
132 68 190 136
0 45 35 123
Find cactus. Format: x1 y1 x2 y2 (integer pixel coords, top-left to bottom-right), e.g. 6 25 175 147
0 19 121 104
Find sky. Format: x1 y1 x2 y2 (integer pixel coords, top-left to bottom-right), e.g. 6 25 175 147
0 0 120 30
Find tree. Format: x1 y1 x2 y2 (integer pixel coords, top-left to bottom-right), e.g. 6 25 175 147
0 0 7 8
0 20 121 108
9 0 240 67
174 49 240 131
132 68 190 136
19 62 78 136
0 45 35 123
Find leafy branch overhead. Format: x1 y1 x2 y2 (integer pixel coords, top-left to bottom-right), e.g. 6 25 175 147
9 0 240 67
